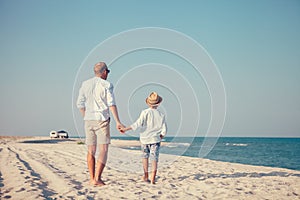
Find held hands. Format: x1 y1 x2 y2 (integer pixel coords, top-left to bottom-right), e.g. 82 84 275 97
116 121 132 134
119 127 126 134
118 126 132 134
116 123 125 134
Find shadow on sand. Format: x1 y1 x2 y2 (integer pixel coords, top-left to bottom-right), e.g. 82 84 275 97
19 139 77 144
178 171 300 182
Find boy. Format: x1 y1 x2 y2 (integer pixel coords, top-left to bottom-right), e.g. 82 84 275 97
120 92 167 184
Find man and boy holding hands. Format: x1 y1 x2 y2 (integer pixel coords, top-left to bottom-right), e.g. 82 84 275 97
77 62 167 186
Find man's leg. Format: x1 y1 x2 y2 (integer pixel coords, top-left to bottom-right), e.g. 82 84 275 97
94 144 109 185
87 145 96 184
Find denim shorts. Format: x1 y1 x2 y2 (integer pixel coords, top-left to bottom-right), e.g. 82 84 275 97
141 142 161 162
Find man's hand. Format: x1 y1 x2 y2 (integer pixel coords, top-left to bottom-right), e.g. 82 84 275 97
116 122 125 133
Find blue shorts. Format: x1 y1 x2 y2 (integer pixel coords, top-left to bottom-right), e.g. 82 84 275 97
141 142 161 162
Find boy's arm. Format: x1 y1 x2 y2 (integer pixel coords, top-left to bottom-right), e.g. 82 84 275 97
160 117 167 138
130 111 145 131
120 111 145 134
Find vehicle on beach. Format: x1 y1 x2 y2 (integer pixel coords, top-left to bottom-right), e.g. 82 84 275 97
50 130 69 139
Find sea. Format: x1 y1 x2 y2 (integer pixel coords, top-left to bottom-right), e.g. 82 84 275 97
111 136 300 171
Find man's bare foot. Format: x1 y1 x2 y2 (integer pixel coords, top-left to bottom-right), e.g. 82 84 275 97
151 181 156 185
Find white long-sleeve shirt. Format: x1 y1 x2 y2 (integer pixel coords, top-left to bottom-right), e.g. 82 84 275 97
77 77 116 121
130 108 167 144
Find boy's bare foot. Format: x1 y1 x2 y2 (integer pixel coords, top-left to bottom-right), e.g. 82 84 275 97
90 180 106 187
142 176 150 183
150 176 156 184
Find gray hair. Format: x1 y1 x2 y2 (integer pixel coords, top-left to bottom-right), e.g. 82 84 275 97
94 62 107 74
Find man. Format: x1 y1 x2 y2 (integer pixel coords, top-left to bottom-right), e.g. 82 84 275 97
77 62 124 186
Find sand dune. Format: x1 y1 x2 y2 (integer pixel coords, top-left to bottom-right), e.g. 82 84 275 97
0 136 299 199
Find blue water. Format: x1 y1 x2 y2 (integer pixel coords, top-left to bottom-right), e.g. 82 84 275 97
112 137 300 171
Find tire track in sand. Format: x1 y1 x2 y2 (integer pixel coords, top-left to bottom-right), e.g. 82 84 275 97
5 144 79 198
0 145 56 199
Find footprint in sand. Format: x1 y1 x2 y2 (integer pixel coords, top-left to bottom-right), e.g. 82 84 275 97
16 188 26 192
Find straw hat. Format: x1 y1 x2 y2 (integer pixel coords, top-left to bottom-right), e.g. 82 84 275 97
146 92 163 106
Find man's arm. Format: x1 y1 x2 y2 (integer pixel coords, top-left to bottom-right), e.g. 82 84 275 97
109 105 124 130
77 83 86 117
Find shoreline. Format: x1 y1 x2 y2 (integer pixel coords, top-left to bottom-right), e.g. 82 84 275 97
1 136 299 171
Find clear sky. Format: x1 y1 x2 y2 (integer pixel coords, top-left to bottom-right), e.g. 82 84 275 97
0 0 299 137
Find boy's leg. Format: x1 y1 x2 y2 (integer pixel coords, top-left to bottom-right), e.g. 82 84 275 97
150 142 160 184
151 161 157 184
141 144 150 182
142 158 149 181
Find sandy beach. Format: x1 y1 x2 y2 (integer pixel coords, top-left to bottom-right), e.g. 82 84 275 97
0 136 299 200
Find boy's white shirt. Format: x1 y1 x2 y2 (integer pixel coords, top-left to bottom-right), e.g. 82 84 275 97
130 107 167 144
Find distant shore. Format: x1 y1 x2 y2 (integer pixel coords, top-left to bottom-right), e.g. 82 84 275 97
0 136 299 199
